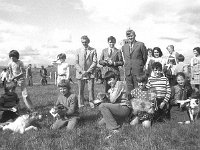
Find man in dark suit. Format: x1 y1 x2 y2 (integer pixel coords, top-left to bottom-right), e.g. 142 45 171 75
75 35 97 108
99 36 124 92
121 29 147 95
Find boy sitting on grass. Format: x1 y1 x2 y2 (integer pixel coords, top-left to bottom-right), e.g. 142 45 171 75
146 62 171 122
50 79 79 130
0 82 19 123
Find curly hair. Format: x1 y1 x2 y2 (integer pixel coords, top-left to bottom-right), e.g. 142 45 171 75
9 50 19 59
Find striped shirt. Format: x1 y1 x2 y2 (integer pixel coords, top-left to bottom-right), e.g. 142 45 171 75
146 76 171 102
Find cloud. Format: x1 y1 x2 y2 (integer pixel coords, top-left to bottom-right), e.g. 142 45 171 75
0 1 27 13
159 37 187 43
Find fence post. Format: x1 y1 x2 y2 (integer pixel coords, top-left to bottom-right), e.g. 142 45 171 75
54 72 57 85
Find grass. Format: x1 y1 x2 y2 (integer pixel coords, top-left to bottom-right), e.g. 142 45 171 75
0 68 200 150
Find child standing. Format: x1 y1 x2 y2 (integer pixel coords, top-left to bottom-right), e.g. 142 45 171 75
0 68 9 88
8 50 34 111
51 79 79 130
52 53 70 85
170 72 193 124
146 62 171 122
130 75 155 128
190 47 200 92
0 82 19 123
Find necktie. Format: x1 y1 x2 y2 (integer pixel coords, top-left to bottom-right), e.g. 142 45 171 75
109 49 112 56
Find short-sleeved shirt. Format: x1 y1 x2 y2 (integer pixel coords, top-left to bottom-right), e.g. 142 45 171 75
8 60 25 80
56 93 79 117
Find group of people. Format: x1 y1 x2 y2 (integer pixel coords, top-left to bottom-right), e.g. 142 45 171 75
0 29 200 138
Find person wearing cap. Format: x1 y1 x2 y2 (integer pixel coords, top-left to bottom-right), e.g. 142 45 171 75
39 65 48 85
121 29 148 95
75 35 97 108
52 53 70 86
98 71 131 138
0 81 19 123
51 79 79 130
99 36 124 93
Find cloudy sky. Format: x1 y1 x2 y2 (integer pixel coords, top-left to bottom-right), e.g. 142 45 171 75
0 0 199 67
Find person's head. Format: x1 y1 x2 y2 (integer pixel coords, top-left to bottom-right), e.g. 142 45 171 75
57 53 66 62
41 65 44 69
126 29 136 43
136 75 147 89
166 45 174 54
152 47 163 58
147 48 153 57
81 35 90 48
104 71 118 88
193 47 200 57
9 50 19 62
107 36 116 49
4 82 16 93
177 54 185 62
28 64 32 68
58 79 71 95
176 72 186 86
3 68 7 72
152 62 162 77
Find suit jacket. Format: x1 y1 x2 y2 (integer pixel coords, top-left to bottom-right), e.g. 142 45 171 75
121 41 147 76
75 46 97 79
99 47 124 78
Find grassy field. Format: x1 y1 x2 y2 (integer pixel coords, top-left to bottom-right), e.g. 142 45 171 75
0 67 200 150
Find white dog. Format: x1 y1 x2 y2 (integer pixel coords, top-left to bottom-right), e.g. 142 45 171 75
1 112 42 134
176 98 200 121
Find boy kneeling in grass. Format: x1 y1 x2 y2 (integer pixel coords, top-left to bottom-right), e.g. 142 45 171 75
50 79 79 130
146 62 171 122
0 82 19 123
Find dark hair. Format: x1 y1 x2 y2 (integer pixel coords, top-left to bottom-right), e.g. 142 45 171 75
152 62 162 70
126 29 135 37
136 75 147 83
107 36 116 43
176 72 186 79
4 82 16 93
81 35 90 43
58 79 71 90
3 68 7 71
57 53 66 60
193 47 200 55
104 71 117 81
9 50 19 59
152 47 163 57
177 54 185 62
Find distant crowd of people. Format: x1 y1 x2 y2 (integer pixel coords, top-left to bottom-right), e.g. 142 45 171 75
0 29 200 138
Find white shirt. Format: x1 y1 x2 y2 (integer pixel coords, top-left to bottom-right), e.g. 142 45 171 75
0 71 8 81
57 61 70 79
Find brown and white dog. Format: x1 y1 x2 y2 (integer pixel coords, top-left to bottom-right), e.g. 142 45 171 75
1 112 42 134
176 98 200 121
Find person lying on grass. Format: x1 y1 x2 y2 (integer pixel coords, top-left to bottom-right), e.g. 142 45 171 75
50 79 79 130
0 81 19 123
98 71 132 137
130 75 156 128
